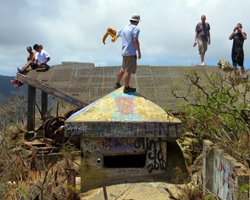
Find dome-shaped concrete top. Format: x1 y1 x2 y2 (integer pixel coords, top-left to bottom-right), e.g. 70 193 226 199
66 87 181 123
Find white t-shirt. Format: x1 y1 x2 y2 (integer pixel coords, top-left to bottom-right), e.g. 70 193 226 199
36 49 50 63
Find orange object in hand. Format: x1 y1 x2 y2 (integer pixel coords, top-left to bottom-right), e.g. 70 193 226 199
102 27 117 44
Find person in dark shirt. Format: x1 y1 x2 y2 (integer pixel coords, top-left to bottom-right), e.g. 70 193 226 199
229 23 247 78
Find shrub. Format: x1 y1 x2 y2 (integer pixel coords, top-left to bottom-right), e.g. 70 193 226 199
172 68 250 168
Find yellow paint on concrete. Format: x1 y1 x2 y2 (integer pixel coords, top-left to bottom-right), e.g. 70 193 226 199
67 87 181 123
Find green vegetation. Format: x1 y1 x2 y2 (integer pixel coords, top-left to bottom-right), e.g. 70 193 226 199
173 68 250 167
172 68 250 199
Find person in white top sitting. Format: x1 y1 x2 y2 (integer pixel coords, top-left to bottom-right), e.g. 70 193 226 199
31 44 50 70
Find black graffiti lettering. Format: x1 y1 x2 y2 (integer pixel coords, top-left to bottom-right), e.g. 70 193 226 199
159 123 168 136
134 138 145 149
157 139 167 169
134 138 167 173
146 139 159 172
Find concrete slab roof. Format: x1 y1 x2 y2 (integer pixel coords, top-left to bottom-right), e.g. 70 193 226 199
16 62 219 112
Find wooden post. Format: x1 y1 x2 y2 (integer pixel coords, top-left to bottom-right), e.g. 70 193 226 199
41 91 48 119
27 86 36 131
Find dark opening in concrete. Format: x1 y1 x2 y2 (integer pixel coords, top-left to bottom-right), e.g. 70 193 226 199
103 154 146 168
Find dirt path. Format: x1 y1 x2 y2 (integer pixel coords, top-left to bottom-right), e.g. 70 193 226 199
79 182 186 200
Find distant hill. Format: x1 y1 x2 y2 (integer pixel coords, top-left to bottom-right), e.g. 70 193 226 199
0 75 27 101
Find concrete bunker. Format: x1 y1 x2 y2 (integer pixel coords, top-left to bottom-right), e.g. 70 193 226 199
65 87 188 192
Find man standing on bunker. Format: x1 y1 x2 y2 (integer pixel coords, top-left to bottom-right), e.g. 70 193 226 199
194 15 211 66
114 14 141 93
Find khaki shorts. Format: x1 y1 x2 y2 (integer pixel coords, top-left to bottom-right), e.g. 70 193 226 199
121 56 137 74
198 39 208 54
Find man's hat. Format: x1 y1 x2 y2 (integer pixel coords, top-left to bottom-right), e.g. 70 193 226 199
130 14 141 22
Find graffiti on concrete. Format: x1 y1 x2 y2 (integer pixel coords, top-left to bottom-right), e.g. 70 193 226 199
66 122 179 138
65 91 181 138
81 139 102 154
82 138 142 154
134 138 167 172
103 138 135 151
214 154 236 200
66 124 88 134
111 113 141 121
99 93 142 121
81 137 167 173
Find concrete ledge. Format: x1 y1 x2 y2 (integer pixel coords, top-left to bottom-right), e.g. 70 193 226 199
203 140 250 200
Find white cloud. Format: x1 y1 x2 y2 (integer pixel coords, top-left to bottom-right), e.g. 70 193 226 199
0 0 250 76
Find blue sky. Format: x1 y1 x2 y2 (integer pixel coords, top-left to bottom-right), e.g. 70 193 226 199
0 0 250 76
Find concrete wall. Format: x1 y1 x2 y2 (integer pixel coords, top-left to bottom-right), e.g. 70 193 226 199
203 140 250 200
80 138 189 192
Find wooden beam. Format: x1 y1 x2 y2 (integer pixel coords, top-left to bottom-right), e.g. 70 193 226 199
16 73 88 107
27 85 36 131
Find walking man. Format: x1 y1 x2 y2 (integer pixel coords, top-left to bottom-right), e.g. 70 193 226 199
194 15 211 65
229 23 247 78
114 14 141 93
